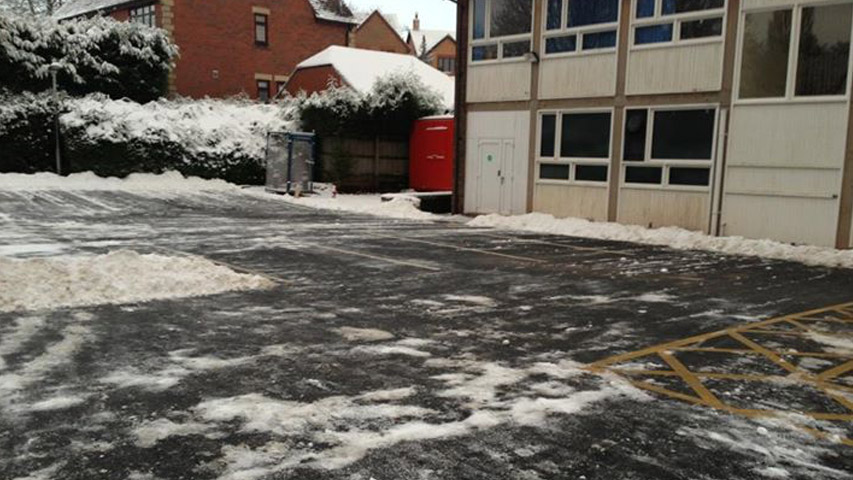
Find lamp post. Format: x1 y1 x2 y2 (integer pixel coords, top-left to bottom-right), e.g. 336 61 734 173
48 63 61 175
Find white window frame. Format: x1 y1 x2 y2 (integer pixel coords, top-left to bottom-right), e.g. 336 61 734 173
129 3 156 27
630 0 727 50
620 104 720 192
469 0 534 64
733 1 853 106
536 108 614 187
541 0 621 59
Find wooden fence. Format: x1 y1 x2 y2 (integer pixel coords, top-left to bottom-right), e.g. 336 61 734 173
317 136 409 193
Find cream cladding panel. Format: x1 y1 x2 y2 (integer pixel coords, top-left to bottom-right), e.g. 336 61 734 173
626 43 724 95
539 54 618 99
467 63 532 103
533 184 609 221
617 189 711 233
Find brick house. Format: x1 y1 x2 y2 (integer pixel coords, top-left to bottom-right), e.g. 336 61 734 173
351 10 409 54
406 14 457 75
54 0 357 100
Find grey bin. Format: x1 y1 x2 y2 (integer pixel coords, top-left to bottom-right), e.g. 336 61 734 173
265 132 316 195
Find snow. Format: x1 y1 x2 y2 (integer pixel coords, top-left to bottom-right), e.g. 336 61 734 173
335 326 395 342
469 212 853 269
294 46 455 109
306 0 357 24
806 332 853 355
54 0 137 19
0 171 238 192
266 190 438 221
443 295 497 307
352 345 432 357
0 250 273 313
26 395 88 412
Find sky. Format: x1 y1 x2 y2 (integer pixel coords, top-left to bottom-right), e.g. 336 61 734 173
348 0 457 32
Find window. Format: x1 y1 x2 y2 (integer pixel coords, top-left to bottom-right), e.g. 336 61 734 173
129 4 156 27
538 111 612 184
622 108 716 188
543 0 619 56
257 80 270 103
471 0 533 62
437 56 456 74
632 0 724 46
738 4 852 100
255 13 268 46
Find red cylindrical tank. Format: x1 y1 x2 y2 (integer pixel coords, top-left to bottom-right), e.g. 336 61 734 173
409 116 455 192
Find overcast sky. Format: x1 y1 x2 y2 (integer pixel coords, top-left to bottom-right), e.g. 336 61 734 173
348 0 457 31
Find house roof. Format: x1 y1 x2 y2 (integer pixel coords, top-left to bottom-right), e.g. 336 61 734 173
293 46 454 109
55 0 357 23
407 29 456 56
354 10 407 47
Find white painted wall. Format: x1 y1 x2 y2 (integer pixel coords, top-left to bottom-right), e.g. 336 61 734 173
539 54 618 99
465 111 531 215
626 43 724 95
722 102 849 247
467 62 532 103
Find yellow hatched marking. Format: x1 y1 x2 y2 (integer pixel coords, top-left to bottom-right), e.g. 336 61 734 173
818 360 853 381
659 352 724 408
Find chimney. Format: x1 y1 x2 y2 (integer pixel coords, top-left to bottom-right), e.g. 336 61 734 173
413 13 420 31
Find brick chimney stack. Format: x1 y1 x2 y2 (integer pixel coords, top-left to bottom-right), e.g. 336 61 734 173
413 13 420 31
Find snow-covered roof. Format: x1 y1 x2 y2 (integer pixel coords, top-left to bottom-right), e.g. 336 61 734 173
294 46 455 108
407 29 456 55
54 0 129 19
55 0 357 23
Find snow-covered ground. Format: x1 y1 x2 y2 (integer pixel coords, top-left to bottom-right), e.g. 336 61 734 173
0 171 239 192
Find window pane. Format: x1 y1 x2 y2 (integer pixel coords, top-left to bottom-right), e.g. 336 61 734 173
583 30 617 50
547 0 562 30
546 35 577 54
625 167 662 184
568 0 618 28
652 109 715 160
257 81 270 102
636 0 655 18
669 168 711 186
473 0 486 39
256 25 266 43
796 4 853 97
472 44 498 61
623 109 647 161
491 0 532 37
561 113 611 158
575 165 609 182
540 114 557 157
739 10 792 99
635 24 673 44
680 17 723 40
540 164 570 180
503 40 530 58
662 0 723 15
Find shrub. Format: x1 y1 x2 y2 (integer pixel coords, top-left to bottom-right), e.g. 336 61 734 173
0 13 177 102
0 89 61 173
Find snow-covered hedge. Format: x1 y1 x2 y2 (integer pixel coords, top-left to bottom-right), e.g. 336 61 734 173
296 71 445 138
0 92 295 184
0 13 177 102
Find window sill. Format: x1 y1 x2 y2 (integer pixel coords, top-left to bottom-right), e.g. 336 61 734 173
541 48 618 60
733 95 850 107
620 183 711 193
536 180 609 188
629 36 723 52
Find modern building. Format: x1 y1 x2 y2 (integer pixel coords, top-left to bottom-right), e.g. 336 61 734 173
452 0 853 249
406 14 458 75
54 0 357 100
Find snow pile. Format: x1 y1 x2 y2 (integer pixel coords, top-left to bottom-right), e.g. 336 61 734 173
469 213 853 269
275 191 438 221
0 171 238 192
62 95 295 161
0 250 274 313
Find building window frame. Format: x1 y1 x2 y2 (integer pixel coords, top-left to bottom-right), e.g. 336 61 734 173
536 108 614 187
129 3 156 27
437 56 457 74
255 13 269 47
620 104 720 192
733 1 853 105
257 79 271 103
541 0 621 59
469 0 534 64
630 0 727 50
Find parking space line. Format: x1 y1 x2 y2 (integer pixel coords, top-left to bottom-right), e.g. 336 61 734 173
302 242 442 272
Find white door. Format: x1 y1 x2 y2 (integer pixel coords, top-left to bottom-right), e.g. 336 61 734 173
465 111 530 215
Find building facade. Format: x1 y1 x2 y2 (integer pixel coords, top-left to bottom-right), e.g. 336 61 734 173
407 15 459 75
55 0 357 100
455 0 853 249
352 10 410 54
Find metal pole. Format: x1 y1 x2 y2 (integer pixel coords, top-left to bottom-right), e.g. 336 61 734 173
51 69 61 176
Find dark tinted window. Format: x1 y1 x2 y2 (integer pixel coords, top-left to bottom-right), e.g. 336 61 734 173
547 0 563 30
636 24 673 44
575 165 609 182
623 109 647 161
546 35 577 53
625 167 663 184
540 164 570 180
636 0 654 18
796 4 853 96
652 109 715 160
670 167 711 186
473 0 486 39
739 10 792 99
491 0 532 37
568 0 618 27
583 30 617 50
540 114 557 157
681 17 723 40
561 113 611 158
503 40 531 58
472 45 498 61
662 0 724 15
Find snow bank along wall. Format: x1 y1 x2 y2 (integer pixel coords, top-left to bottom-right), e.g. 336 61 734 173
457 0 853 249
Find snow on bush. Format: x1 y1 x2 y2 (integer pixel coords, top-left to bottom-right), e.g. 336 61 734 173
0 250 274 313
0 12 177 102
0 89 60 173
469 213 853 269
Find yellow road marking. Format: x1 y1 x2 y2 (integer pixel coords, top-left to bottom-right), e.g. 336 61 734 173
818 360 853 381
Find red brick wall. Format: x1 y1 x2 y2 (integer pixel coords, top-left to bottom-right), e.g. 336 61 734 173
171 0 351 99
353 13 409 54
285 65 345 97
